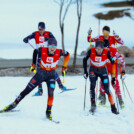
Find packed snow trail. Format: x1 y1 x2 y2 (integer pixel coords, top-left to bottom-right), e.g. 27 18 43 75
0 75 134 134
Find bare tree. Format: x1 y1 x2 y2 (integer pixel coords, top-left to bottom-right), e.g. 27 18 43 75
54 0 73 50
73 0 82 69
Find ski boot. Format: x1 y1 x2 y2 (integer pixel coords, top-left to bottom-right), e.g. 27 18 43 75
118 97 125 109
59 84 67 91
0 102 17 113
98 93 106 106
34 89 43 96
89 101 96 114
46 105 52 120
111 104 119 115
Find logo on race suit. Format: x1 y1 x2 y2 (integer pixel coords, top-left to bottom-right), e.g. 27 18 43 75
31 78 36 84
95 57 102 62
90 71 94 75
47 57 54 63
39 36 44 42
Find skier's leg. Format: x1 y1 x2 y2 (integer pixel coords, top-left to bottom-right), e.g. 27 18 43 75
89 69 97 112
46 78 56 119
98 80 106 105
35 63 43 96
111 65 124 108
56 71 66 90
100 72 119 114
3 71 44 112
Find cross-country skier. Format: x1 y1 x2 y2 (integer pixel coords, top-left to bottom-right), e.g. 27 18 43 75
87 26 125 108
23 22 67 96
87 25 124 48
83 40 119 114
1 38 70 120
98 40 126 109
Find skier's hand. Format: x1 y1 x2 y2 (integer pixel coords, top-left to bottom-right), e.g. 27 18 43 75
62 66 67 76
110 57 115 64
23 37 29 43
30 64 36 73
88 28 92 36
84 72 88 79
112 77 116 85
113 31 119 40
121 70 126 80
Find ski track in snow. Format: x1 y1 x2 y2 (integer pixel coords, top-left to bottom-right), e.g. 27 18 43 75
0 75 134 134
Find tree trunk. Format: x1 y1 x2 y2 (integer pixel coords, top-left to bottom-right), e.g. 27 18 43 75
73 17 81 69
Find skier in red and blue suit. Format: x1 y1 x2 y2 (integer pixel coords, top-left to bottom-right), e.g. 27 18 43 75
23 22 67 96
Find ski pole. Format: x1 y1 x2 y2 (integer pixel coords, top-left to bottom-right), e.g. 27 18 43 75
115 93 120 113
62 76 65 83
113 30 118 50
123 80 133 103
98 17 100 36
118 61 126 98
89 27 92 48
95 79 99 102
28 42 35 49
83 79 87 111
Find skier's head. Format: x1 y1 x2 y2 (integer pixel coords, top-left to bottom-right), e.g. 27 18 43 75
95 40 105 55
38 22 45 34
48 38 57 54
103 26 110 40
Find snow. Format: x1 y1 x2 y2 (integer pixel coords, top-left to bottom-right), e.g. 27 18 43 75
0 0 134 59
0 75 134 134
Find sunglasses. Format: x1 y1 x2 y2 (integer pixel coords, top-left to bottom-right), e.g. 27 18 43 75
103 32 109 35
95 48 103 51
48 45 57 48
38 28 44 31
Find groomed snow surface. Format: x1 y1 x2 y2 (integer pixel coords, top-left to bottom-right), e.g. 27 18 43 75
0 75 134 134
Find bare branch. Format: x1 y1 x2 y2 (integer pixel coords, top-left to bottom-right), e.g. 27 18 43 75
59 0 64 28
62 0 72 22
53 0 61 6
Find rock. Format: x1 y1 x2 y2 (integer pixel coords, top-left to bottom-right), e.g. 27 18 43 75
118 46 131 57
130 47 134 57
80 51 86 56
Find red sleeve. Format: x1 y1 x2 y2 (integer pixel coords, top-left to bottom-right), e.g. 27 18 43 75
87 35 104 42
112 48 125 67
114 36 124 45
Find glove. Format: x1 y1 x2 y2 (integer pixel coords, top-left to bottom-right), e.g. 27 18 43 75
30 64 36 72
110 57 115 64
83 72 88 79
23 37 29 43
113 31 119 39
62 66 67 76
112 77 116 85
121 70 126 80
88 28 92 35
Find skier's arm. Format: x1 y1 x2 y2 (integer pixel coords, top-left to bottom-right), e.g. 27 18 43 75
83 49 91 73
27 32 35 40
60 50 70 67
49 32 55 39
115 51 125 69
87 35 100 43
32 49 38 65
107 51 115 64
114 35 124 45
23 32 35 43
60 50 70 76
